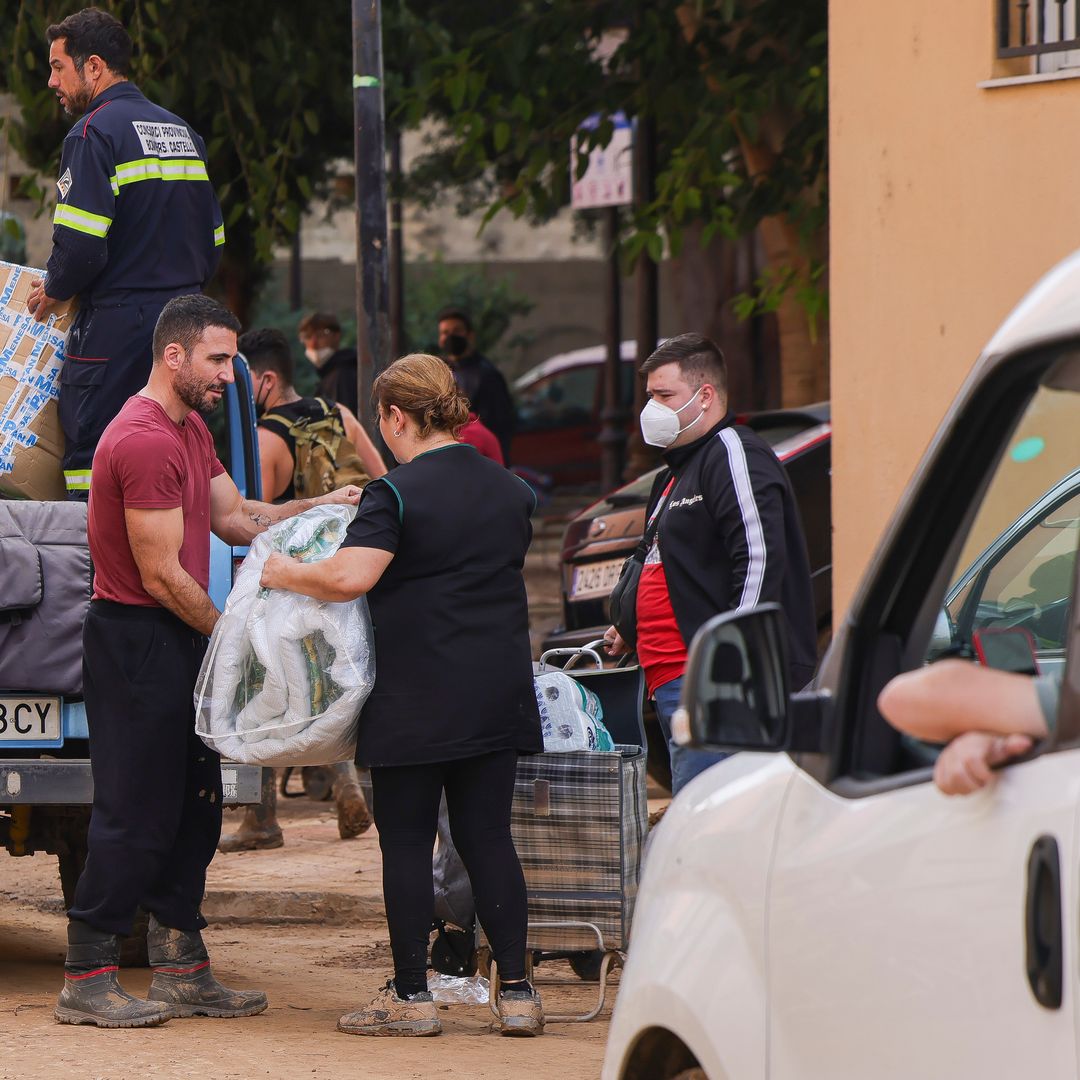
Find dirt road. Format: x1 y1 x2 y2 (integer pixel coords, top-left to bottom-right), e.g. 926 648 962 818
0 795 614 1080
0 496 626 1080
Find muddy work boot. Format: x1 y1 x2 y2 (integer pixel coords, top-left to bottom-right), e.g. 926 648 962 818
55 920 172 1028
331 762 373 840
218 768 284 852
337 980 441 1037
146 915 268 1018
496 982 544 1036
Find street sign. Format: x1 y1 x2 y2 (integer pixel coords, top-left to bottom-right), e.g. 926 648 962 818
571 112 633 210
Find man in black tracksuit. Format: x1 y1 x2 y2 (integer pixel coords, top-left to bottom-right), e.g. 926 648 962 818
28 8 223 500
604 333 817 793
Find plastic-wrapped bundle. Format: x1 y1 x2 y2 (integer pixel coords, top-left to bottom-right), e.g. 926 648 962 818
534 671 615 752
194 505 374 765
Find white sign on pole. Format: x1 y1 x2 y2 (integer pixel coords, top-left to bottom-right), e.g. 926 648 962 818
571 112 634 210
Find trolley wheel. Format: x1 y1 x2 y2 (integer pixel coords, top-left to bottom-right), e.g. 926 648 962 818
568 949 606 982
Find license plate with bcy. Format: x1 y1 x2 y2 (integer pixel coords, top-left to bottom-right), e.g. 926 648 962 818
0 697 62 742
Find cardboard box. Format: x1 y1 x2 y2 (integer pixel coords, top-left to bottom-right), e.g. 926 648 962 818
0 261 73 501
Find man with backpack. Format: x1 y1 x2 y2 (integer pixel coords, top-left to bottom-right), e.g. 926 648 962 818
218 327 386 852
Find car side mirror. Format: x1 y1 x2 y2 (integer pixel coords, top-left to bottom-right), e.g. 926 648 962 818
677 603 791 752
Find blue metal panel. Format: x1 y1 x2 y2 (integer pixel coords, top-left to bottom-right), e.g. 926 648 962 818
64 699 88 739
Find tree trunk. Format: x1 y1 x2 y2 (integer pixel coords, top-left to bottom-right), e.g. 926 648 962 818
669 224 781 412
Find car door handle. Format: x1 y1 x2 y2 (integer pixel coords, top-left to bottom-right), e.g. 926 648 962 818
1025 834 1063 1009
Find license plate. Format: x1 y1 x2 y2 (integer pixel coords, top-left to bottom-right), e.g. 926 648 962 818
0 697 61 742
570 557 625 600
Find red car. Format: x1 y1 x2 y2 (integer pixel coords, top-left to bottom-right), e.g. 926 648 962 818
510 343 638 486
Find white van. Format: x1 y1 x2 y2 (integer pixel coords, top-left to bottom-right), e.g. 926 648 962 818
602 251 1080 1079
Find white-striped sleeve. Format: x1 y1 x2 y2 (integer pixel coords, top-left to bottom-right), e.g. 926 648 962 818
719 428 767 609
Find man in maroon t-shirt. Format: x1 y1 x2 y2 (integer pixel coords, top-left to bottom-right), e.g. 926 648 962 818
55 294 361 1030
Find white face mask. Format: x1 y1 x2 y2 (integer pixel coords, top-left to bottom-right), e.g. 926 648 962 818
639 386 705 448
305 346 333 369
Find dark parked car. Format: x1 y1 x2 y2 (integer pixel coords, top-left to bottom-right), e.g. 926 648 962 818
541 405 832 790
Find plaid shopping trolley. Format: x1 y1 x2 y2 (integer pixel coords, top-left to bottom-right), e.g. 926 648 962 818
481 642 649 1023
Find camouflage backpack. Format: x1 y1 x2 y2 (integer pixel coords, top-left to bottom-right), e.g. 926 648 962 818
263 398 372 497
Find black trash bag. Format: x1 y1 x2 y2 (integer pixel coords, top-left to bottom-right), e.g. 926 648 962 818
431 793 478 977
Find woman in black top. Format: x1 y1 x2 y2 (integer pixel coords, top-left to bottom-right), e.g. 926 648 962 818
261 353 544 1038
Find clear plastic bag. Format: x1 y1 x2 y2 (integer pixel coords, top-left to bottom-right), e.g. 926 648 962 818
534 671 615 752
194 505 374 765
427 973 490 1005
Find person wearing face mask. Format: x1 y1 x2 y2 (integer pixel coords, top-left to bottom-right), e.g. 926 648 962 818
260 353 544 1037
437 307 516 463
298 311 359 414
26 8 225 502
603 333 817 794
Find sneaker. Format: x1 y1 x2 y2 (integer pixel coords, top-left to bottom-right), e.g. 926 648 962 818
497 985 544 1036
337 981 441 1037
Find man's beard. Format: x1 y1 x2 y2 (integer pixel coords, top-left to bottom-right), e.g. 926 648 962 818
175 362 226 415
62 78 95 117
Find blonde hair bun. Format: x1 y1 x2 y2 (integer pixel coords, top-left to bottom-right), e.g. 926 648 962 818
373 353 471 437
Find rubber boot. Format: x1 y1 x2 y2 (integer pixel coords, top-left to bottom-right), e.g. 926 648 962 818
146 915 268 1018
331 762 373 840
54 920 172 1028
218 768 284 852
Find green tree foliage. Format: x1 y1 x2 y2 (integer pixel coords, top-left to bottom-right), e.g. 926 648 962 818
403 257 534 364
0 0 356 321
389 0 828 316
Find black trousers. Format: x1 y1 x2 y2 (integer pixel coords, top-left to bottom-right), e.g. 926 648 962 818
69 601 221 936
371 749 529 995
59 296 181 500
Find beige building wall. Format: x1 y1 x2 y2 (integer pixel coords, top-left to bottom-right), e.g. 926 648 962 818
830 0 1080 615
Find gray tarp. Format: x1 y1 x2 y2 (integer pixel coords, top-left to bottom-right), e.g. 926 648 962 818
0 500 91 695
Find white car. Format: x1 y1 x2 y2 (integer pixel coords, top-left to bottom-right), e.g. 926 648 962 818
602 251 1080 1079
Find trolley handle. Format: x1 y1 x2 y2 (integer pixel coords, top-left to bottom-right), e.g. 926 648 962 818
538 640 607 672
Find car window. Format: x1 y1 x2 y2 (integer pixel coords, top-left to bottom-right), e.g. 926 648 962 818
515 367 598 432
946 487 1080 658
826 349 1080 790
930 384 1080 672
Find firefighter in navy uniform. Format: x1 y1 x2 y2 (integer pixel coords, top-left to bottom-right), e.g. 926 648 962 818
27 8 224 501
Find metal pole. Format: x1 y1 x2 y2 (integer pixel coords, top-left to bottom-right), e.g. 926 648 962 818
626 111 659 481
352 0 390 435
389 128 405 360
599 206 624 492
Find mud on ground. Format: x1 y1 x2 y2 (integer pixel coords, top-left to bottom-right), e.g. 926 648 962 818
0 795 614 1080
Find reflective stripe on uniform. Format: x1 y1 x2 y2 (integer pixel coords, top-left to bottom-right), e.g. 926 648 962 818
53 203 112 238
63 469 92 492
214 224 225 247
111 157 211 187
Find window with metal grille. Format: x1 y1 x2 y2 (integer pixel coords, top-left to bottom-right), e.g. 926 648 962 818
997 0 1080 72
